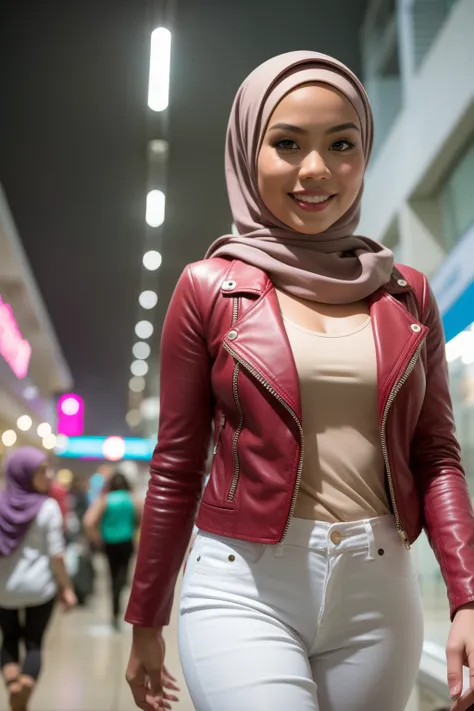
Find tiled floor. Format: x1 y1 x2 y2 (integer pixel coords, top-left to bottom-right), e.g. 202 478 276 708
0 558 195 711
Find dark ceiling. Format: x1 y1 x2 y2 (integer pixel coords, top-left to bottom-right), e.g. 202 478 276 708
0 0 368 437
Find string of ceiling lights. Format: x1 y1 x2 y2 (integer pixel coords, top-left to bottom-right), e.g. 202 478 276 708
1 417 59 451
126 18 172 432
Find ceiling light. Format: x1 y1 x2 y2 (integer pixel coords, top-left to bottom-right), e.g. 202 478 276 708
126 409 141 427
23 386 39 400
139 290 158 310
140 397 160 420
129 376 146 393
2 430 17 447
55 435 70 454
37 422 52 438
17 415 33 432
146 190 165 227
135 321 154 339
43 433 57 450
131 360 149 377
143 251 162 271
132 342 151 360
149 139 169 156
148 27 171 112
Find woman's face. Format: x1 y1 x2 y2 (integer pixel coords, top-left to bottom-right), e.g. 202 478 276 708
257 83 365 235
32 462 52 493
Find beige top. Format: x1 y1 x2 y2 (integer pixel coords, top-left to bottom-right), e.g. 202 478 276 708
284 316 390 523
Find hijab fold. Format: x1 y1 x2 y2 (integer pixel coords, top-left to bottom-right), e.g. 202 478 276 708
0 447 48 557
205 51 393 304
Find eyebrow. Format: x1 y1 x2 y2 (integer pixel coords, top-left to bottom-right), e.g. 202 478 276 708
268 121 360 135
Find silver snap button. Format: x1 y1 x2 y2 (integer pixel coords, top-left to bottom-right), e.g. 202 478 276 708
228 330 238 341
410 324 421 333
397 279 407 287
222 280 236 291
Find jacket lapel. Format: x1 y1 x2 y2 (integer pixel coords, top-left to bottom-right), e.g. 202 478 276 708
221 262 302 420
369 286 428 424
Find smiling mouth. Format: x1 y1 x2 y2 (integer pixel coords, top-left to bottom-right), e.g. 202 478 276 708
289 193 336 211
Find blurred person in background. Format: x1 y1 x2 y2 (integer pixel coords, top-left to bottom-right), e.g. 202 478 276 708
65 474 95 606
48 477 68 527
84 471 142 630
124 51 474 711
0 447 76 711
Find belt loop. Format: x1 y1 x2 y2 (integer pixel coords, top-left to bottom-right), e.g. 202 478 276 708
363 520 376 560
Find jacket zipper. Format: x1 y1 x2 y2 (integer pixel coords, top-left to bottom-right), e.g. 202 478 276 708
380 340 425 549
213 413 226 455
227 297 243 502
223 340 304 538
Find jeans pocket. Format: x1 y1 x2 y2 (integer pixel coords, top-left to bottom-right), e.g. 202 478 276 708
191 533 267 578
375 542 418 579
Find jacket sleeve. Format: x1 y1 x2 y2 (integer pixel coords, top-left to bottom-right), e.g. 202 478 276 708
411 278 474 619
125 265 212 627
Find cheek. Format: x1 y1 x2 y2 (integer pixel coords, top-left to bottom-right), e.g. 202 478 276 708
336 157 365 193
257 150 292 198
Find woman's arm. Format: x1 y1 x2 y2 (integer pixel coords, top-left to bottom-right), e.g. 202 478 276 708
125 265 213 629
83 496 107 547
411 279 474 619
45 500 76 609
133 496 143 528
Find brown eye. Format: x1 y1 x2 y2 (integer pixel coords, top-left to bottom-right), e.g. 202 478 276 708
331 139 355 152
273 138 299 151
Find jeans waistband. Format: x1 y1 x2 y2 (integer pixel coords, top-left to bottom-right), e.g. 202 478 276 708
283 515 403 556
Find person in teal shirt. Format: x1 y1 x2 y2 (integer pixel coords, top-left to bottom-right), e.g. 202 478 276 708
84 472 142 630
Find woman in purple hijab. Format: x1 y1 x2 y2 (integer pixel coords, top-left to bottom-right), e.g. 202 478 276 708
0 447 49 557
0 447 76 711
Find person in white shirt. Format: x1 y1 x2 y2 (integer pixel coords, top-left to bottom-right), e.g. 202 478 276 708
0 447 76 711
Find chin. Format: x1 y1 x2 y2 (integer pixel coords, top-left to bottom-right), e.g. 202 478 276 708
287 215 333 236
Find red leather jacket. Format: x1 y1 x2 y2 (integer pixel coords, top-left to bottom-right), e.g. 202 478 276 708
125 258 474 627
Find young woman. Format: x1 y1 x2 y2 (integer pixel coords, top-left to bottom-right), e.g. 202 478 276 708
124 51 474 711
84 471 142 630
0 447 76 711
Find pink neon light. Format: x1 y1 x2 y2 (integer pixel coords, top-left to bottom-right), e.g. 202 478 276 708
0 297 32 379
57 393 84 437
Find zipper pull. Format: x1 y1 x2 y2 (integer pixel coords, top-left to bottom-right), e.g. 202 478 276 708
399 529 411 550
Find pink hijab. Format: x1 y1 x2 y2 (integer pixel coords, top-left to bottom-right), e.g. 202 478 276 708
205 51 393 304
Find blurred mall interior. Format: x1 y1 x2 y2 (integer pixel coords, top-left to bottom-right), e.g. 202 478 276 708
0 0 473 709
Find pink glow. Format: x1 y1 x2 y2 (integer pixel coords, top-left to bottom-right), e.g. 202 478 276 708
57 393 84 437
0 297 32 379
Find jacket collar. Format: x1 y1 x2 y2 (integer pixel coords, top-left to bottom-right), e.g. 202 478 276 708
221 260 414 299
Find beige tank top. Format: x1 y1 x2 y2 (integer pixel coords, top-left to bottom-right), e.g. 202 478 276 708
284 316 390 523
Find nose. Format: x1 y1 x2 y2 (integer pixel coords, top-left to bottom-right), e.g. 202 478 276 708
299 150 331 181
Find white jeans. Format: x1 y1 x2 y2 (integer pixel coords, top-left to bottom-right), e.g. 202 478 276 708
178 515 424 711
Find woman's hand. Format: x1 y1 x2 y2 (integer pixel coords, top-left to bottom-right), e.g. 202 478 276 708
126 626 179 711
59 586 77 612
446 603 474 710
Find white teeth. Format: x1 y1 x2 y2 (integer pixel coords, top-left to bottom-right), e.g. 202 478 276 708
292 194 331 203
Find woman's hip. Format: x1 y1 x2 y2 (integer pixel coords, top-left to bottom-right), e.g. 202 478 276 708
179 515 422 651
